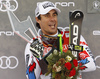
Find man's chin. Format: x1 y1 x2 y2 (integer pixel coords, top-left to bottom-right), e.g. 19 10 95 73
49 31 57 35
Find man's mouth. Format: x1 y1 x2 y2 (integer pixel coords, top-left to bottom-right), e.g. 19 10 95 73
51 25 55 28
49 24 55 28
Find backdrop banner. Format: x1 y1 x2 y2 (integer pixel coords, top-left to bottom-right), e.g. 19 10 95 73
0 0 100 79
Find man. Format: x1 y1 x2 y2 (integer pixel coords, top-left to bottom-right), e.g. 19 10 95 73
25 1 96 79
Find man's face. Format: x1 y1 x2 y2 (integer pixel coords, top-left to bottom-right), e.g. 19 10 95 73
36 10 58 35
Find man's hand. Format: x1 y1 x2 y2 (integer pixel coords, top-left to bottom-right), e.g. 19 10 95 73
30 39 44 59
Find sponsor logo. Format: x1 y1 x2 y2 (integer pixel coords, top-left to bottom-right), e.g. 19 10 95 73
0 56 19 69
42 2 54 9
93 0 100 9
37 2 75 7
93 30 100 35
72 24 79 45
0 0 18 12
0 31 19 36
71 24 79 58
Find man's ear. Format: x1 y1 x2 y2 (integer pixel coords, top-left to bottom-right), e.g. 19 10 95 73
35 17 40 23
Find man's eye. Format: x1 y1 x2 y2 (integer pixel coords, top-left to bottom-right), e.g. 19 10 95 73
53 13 57 17
45 14 49 17
54 14 57 16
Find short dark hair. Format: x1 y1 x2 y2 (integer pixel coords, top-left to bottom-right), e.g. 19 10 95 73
36 15 41 28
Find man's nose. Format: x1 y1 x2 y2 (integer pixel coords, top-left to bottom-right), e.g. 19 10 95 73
50 16 55 21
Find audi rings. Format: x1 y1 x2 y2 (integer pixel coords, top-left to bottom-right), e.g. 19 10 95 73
0 0 18 12
0 56 19 69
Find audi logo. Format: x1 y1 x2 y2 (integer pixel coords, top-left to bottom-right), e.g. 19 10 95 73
0 0 18 12
0 56 19 69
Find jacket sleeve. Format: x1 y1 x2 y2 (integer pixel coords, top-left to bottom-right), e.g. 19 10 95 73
24 40 41 79
79 35 96 72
